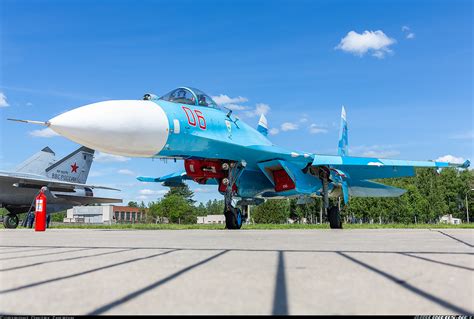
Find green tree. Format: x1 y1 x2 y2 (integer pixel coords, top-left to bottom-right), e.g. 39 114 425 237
164 184 195 204
149 194 197 224
252 199 290 224
205 199 225 215
128 201 138 207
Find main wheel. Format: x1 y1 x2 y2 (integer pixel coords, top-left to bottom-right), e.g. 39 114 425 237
3 214 19 229
328 206 342 229
224 207 243 229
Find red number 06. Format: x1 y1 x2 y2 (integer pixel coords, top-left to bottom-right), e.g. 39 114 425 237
182 106 207 130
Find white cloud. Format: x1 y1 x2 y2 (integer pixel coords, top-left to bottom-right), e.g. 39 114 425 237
95 152 130 163
244 103 270 117
401 26 415 39
336 30 396 58
281 122 299 131
450 130 474 140
435 155 465 164
212 94 248 105
211 94 249 112
29 128 60 138
225 103 247 111
308 124 328 134
0 92 9 107
351 145 400 158
118 169 135 176
193 187 212 193
26 102 33 106
269 128 280 135
89 171 105 177
139 189 167 196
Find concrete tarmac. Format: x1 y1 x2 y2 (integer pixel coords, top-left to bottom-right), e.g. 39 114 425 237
0 228 472 315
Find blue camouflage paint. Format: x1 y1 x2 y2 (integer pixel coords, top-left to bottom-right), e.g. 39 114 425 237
137 88 470 203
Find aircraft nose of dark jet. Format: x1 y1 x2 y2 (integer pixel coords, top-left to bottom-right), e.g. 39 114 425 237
49 100 170 157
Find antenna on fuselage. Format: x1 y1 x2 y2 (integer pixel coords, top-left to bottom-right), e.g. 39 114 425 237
224 106 233 118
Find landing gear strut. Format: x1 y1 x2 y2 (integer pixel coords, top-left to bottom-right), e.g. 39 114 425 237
3 214 19 229
317 167 343 229
223 162 246 229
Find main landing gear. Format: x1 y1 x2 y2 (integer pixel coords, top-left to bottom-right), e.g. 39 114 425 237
315 167 343 229
3 213 19 229
222 162 246 230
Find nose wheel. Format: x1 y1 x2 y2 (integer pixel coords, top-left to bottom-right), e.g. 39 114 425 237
224 206 243 229
3 214 19 229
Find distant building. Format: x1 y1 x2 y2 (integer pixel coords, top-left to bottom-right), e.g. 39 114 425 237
197 215 226 224
64 205 147 224
440 214 462 225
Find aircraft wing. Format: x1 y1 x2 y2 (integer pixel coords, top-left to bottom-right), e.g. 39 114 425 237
137 171 189 184
137 170 218 186
0 171 120 191
311 155 470 180
53 194 122 205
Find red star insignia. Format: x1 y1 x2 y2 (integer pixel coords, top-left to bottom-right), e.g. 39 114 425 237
71 162 78 173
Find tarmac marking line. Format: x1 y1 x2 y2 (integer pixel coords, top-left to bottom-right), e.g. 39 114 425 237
0 245 471 255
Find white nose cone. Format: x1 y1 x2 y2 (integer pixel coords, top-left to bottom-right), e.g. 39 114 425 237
49 100 169 157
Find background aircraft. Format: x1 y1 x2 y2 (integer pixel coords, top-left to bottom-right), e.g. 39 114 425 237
0 146 122 228
11 87 470 229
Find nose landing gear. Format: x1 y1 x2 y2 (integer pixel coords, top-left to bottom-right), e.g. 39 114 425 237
222 161 246 230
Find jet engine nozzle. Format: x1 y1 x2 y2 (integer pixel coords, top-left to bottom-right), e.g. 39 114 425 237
49 100 169 157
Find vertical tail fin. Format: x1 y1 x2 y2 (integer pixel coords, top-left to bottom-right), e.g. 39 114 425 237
257 114 268 136
15 147 56 175
338 106 348 156
45 146 95 184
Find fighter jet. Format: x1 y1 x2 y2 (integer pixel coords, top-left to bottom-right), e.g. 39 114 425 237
10 87 470 229
0 146 122 228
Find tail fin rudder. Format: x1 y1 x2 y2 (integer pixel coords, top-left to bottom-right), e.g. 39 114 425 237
15 147 56 175
257 114 268 136
337 106 348 156
45 146 95 184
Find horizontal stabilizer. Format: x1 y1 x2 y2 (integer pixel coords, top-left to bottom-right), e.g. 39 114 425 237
348 180 406 197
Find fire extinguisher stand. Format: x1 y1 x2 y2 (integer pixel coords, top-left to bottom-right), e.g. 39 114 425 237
35 187 48 232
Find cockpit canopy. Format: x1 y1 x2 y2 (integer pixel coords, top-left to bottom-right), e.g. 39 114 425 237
159 87 218 108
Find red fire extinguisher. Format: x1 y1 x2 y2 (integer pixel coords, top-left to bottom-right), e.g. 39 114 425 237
35 187 47 232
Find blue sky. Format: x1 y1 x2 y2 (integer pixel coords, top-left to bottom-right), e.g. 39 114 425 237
1 0 472 205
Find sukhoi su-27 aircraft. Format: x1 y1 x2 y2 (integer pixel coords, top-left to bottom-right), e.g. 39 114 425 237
11 87 470 229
